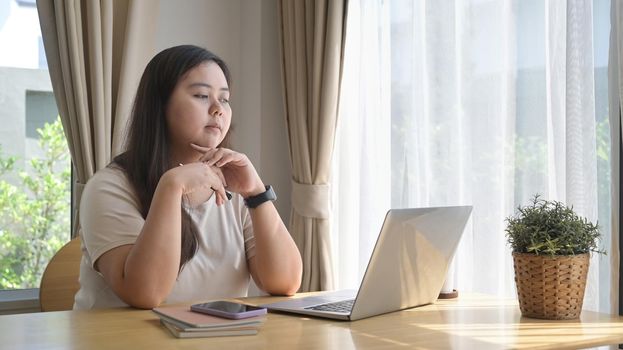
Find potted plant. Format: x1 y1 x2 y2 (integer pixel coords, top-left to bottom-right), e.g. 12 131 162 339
505 195 604 320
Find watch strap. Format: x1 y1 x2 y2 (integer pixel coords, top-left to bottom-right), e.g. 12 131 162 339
244 185 276 208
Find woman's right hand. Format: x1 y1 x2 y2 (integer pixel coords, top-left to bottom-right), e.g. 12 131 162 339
162 162 229 207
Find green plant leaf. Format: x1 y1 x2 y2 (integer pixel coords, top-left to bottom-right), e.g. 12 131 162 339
505 194 605 256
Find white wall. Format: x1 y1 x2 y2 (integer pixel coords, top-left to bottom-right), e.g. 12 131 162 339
0 0 44 69
0 67 54 182
156 0 292 222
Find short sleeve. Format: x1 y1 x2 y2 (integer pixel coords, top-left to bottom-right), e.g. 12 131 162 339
79 166 145 268
241 204 256 259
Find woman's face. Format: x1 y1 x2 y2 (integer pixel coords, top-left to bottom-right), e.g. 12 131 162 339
166 61 231 154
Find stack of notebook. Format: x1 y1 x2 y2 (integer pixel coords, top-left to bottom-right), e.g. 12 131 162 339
152 305 266 338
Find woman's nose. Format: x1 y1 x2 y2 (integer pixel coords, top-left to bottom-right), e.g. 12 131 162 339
208 101 224 117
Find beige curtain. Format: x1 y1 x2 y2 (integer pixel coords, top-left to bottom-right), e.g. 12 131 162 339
37 0 158 237
610 0 622 315
278 0 347 291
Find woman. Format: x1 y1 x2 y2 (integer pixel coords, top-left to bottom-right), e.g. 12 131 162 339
74 45 302 309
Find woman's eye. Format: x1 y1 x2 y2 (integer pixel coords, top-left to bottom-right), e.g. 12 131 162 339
219 98 230 104
194 94 209 99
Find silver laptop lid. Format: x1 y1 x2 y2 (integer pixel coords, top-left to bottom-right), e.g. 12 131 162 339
349 206 472 320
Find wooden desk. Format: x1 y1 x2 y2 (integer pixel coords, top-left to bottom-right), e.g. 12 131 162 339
2 293 623 349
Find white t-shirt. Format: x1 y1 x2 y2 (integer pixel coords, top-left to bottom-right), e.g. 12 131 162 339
73 166 256 309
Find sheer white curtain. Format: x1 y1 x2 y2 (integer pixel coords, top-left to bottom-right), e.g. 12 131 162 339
332 0 613 313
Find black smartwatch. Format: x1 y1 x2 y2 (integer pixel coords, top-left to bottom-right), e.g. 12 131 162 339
244 185 277 208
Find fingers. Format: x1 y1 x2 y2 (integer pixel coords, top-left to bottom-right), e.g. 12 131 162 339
207 149 246 167
201 163 228 206
203 149 220 166
176 162 230 207
191 143 219 163
203 165 233 204
198 150 219 163
190 143 246 168
210 185 228 206
209 164 228 187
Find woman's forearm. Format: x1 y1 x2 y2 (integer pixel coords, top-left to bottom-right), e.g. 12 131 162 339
113 173 184 308
249 202 303 295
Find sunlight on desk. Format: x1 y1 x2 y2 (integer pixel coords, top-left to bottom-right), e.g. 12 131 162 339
402 294 623 349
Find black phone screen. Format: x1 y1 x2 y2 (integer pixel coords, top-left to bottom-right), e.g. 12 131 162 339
199 301 264 313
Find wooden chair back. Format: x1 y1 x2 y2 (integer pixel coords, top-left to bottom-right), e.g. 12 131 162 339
39 236 82 311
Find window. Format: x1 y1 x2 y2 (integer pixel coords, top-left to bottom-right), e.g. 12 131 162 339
0 0 69 304
332 0 612 313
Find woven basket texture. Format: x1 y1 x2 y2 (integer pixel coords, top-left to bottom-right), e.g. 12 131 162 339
512 252 589 320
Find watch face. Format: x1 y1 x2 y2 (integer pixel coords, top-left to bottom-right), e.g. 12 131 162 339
265 186 277 200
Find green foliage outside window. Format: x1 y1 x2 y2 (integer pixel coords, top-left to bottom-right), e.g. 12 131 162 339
0 117 70 289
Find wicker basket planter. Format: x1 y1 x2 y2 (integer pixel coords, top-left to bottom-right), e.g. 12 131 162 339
512 252 589 320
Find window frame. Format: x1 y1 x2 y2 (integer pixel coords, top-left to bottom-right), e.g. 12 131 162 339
0 289 39 314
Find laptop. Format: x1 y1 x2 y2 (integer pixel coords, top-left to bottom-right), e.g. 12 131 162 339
261 206 472 321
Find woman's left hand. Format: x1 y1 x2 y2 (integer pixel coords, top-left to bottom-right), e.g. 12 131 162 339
190 143 265 198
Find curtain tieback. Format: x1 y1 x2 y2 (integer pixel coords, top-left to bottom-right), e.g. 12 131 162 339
291 180 330 219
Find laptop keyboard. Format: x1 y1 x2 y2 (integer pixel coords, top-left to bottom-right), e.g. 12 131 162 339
305 299 355 313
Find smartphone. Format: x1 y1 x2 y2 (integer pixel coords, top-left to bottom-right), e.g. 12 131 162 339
190 301 267 319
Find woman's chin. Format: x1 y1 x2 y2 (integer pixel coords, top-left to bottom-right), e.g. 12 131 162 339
192 140 219 149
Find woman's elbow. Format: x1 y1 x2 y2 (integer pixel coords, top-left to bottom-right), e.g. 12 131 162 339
281 283 301 296
266 280 300 296
117 286 167 309
126 295 164 309
264 270 302 296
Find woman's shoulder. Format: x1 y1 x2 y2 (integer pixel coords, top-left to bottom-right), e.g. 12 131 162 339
82 164 138 204
85 164 129 189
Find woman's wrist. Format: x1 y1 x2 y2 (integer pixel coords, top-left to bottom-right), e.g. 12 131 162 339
241 181 266 199
158 169 185 198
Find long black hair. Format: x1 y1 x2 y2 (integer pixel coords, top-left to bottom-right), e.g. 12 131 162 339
115 45 232 271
